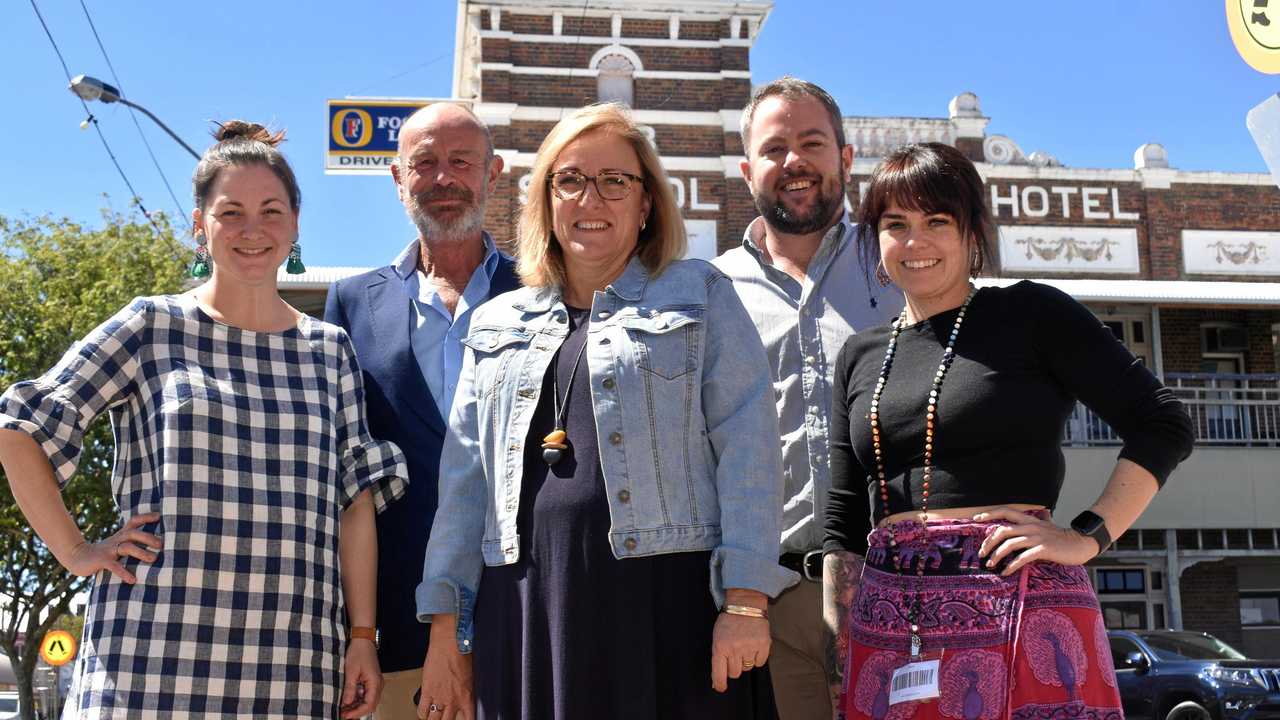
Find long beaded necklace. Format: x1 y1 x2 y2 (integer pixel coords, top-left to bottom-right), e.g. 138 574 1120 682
868 286 977 657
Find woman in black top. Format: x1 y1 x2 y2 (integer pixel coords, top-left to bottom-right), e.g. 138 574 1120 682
822 142 1193 720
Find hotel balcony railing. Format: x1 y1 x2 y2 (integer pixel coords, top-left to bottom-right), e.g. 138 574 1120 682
1064 373 1280 447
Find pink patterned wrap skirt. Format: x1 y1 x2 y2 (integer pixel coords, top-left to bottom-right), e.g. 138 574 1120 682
839 515 1123 720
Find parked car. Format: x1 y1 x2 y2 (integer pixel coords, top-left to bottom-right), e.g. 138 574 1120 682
1109 629 1280 719
0 691 19 720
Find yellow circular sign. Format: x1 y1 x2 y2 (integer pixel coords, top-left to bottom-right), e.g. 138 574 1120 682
39 630 76 667
1227 0 1280 73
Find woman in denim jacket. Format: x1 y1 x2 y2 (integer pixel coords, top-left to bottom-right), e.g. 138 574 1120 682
414 103 798 720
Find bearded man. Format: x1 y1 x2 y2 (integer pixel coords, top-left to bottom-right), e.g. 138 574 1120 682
324 102 519 720
712 77 902 720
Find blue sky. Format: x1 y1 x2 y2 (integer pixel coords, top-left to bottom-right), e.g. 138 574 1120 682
3 2 1276 268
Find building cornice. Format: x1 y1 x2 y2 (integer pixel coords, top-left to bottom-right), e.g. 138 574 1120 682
477 29 754 47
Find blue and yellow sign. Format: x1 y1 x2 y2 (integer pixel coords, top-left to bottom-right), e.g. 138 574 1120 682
326 99 432 174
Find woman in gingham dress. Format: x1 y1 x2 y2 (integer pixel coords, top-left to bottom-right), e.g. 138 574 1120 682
0 122 407 719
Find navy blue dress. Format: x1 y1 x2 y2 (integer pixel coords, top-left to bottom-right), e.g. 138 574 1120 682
473 307 776 720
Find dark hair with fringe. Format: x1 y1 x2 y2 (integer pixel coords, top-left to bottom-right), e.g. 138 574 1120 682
855 142 997 279
192 120 301 226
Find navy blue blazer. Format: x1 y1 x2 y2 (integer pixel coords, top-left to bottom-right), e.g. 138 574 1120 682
324 254 520 672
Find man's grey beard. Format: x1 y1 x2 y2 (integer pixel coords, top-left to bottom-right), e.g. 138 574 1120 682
409 203 486 243
404 192 487 243
753 174 846 235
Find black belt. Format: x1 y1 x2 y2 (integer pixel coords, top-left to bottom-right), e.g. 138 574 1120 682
779 550 823 582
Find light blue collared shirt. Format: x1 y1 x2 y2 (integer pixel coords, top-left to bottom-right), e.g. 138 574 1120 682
712 212 903 554
392 234 500 419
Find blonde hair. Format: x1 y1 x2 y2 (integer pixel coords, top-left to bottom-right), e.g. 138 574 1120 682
516 103 686 289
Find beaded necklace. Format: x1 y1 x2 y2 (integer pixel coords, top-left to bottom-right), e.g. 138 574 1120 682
868 285 977 657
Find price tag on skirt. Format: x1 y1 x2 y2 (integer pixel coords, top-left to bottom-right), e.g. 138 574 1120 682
889 658 940 705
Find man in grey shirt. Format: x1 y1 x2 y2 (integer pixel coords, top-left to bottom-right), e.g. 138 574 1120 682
713 77 901 719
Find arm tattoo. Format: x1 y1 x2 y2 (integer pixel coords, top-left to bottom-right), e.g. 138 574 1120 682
823 550 864 713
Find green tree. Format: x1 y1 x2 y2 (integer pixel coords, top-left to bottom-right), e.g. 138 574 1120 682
0 211 189 720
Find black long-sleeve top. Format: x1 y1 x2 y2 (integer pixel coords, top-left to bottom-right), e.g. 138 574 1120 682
823 280 1194 556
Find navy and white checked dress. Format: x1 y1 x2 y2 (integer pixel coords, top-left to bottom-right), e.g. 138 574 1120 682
0 295 407 719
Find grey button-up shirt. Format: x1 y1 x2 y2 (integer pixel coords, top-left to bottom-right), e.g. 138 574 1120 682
712 213 903 554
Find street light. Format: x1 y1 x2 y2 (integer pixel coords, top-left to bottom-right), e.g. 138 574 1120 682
68 74 200 160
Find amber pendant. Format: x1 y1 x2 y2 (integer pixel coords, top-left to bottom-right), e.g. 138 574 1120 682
541 429 569 466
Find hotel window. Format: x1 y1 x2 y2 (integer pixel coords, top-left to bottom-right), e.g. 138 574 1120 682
1241 592 1280 627
1096 568 1146 594
596 54 635 106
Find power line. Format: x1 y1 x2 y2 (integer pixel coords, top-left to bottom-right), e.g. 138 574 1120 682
559 0 594 120
79 0 191 232
28 0 167 237
348 50 453 97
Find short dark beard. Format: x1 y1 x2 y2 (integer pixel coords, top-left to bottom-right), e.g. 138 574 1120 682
754 173 845 235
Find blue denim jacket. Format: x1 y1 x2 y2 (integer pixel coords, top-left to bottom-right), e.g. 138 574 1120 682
415 257 799 652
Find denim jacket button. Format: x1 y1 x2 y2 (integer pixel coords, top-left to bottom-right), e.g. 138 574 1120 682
602 377 615 389
623 537 637 551
618 489 631 503
609 432 623 445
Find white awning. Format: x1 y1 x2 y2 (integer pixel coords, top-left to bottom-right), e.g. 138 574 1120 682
976 277 1280 306
275 266 371 290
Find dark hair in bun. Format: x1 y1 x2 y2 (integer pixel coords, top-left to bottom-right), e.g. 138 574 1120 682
213 120 287 147
192 119 301 221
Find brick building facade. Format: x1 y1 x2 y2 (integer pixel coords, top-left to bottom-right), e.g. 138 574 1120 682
287 0 1280 658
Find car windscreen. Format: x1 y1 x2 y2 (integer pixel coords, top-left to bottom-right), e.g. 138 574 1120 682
1140 633 1247 661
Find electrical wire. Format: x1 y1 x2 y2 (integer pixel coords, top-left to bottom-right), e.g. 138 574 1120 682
348 50 453 97
28 0 167 237
559 0 594 120
80 0 191 232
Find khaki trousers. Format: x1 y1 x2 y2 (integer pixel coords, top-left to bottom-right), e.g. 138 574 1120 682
373 667 422 720
768 579 833 720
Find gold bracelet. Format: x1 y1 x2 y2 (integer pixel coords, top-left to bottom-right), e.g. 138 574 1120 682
723 604 768 619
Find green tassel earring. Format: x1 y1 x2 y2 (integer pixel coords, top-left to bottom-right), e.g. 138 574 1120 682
189 243 211 279
285 241 306 275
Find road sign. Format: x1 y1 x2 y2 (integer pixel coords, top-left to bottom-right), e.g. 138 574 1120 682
39 630 76 667
1227 0 1280 73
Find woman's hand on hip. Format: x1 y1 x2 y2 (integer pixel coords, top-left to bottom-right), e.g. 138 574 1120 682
340 637 382 718
418 620 474 720
710 589 771 693
64 512 163 584
975 506 1098 575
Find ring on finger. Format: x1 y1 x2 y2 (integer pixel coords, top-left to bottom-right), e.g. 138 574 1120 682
742 659 755 669
428 702 443 713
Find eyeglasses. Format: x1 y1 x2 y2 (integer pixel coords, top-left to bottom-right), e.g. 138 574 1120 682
547 170 644 201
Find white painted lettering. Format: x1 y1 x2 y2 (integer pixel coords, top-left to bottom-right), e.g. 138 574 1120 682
690 178 719 211
1111 188 1140 221
1021 186 1050 218
1050 186 1078 218
991 184 1019 218
669 177 686 208
1081 187 1108 219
